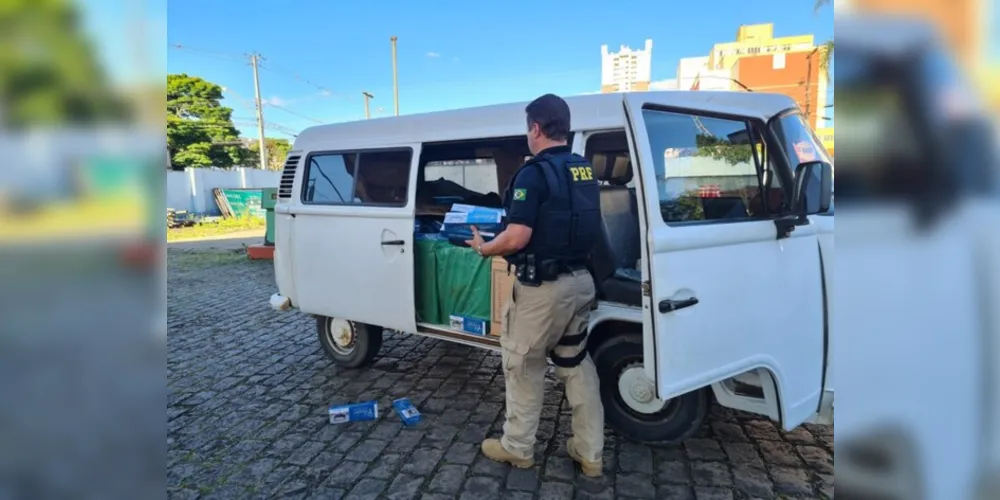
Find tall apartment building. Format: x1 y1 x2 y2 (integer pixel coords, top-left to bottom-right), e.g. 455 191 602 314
600 39 653 93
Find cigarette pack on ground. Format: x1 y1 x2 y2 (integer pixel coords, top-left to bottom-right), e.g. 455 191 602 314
328 400 378 424
392 398 422 426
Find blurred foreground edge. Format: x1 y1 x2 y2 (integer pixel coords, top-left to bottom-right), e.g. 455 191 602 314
835 11 1000 500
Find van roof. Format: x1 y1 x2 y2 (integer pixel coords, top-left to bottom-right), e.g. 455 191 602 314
293 91 798 152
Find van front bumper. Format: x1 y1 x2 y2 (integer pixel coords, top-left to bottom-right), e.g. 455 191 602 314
269 293 292 311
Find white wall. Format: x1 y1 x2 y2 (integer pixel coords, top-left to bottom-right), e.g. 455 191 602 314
167 167 281 215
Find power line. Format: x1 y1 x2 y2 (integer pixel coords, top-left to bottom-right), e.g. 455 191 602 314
264 102 324 124
257 61 336 96
220 86 259 114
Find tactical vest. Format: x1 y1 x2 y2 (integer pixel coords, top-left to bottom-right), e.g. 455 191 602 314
505 150 601 265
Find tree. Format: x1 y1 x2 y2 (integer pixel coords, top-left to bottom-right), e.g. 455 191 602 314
244 138 292 170
0 0 130 128
167 73 243 169
693 133 754 166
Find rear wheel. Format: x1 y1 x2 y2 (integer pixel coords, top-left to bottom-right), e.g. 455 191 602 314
593 334 708 445
316 316 383 368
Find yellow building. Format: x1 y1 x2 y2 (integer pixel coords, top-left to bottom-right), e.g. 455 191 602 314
707 23 815 72
815 127 835 158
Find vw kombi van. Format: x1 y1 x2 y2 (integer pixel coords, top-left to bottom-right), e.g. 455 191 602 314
268 91 834 444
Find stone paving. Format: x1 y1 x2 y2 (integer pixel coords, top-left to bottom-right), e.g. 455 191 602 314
167 249 834 500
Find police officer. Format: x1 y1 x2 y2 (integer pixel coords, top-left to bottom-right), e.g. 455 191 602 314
465 94 605 477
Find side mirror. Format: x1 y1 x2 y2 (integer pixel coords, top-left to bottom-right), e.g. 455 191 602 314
775 161 833 239
792 160 833 215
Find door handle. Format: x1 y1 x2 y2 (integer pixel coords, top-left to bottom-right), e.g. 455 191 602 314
659 297 698 313
381 240 405 246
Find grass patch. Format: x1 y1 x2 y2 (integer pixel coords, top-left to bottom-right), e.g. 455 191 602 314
167 216 265 242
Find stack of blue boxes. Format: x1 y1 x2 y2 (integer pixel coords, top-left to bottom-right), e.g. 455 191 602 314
439 204 505 243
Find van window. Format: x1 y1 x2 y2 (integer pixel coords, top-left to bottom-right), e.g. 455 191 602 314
416 136 531 214
425 159 498 196
302 149 412 206
641 109 783 224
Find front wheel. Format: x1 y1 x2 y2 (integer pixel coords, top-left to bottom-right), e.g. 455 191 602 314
316 317 383 368
593 334 708 445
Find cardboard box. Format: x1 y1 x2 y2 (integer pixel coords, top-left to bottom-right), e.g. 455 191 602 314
441 205 505 241
449 314 488 336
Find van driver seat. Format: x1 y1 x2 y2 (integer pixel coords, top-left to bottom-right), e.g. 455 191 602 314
588 154 642 306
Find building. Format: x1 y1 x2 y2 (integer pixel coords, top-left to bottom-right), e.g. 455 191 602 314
677 57 735 91
731 49 829 128
601 39 653 93
707 24 815 72
815 127 835 158
671 24 828 130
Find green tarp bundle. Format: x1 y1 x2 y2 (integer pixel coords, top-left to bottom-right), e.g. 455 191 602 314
415 238 491 325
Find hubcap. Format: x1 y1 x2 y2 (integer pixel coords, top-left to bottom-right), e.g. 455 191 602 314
618 363 669 414
326 318 357 355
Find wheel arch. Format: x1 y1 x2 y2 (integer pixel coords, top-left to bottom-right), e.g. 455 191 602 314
587 318 642 358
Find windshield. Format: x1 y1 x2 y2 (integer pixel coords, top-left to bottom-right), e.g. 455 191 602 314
770 112 832 168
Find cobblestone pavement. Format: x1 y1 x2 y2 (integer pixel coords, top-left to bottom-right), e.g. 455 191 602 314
168 250 834 500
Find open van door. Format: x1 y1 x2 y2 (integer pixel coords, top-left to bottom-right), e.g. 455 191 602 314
622 93 826 429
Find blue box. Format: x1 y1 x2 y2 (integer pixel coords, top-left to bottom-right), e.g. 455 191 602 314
328 400 379 424
392 398 422 426
440 205 505 244
450 204 505 217
449 314 488 336
443 210 504 226
440 225 499 242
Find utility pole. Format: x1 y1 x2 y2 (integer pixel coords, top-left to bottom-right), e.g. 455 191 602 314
390 36 399 116
362 91 374 119
250 53 268 169
804 47 818 129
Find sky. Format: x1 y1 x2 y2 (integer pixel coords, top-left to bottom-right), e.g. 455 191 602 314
162 0 833 140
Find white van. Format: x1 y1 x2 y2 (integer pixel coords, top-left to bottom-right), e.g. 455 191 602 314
268 91 835 444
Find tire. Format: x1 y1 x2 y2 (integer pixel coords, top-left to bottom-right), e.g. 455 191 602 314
593 334 709 445
316 316 383 368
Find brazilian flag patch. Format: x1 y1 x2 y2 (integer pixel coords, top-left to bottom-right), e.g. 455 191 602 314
513 188 527 201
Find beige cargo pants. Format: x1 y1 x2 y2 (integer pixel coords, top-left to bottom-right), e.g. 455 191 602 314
499 269 605 462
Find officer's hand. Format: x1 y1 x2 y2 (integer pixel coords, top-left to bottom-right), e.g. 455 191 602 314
464 226 484 249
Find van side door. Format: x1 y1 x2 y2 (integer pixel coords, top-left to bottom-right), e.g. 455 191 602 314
290 145 420 333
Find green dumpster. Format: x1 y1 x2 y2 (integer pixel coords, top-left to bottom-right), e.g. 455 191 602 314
261 187 278 246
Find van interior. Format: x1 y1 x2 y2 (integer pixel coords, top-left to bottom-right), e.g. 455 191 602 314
411 131 643 340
